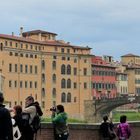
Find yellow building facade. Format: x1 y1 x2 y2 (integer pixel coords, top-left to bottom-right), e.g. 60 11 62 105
0 29 92 119
121 54 140 95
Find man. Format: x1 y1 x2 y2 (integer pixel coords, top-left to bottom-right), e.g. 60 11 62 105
22 96 43 140
51 104 69 140
0 92 13 140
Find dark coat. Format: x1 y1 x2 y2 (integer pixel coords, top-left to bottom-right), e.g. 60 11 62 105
0 104 13 140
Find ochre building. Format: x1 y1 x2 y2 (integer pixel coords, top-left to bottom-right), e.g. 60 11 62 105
0 29 92 119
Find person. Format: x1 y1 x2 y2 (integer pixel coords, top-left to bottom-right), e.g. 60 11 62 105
22 96 43 140
12 105 23 140
51 104 69 140
100 115 116 140
117 115 131 140
0 92 13 140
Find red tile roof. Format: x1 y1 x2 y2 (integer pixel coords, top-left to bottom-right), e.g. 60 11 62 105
22 30 57 36
0 34 91 50
121 53 139 57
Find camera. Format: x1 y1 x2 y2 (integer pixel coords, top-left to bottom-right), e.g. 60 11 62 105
50 107 56 112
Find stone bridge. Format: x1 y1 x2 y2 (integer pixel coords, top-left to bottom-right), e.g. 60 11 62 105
84 96 140 123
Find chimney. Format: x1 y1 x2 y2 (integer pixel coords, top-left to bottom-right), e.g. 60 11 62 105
20 27 23 37
12 32 14 36
38 33 42 41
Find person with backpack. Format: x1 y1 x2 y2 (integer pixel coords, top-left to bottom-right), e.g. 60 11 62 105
100 115 116 140
51 104 69 140
0 92 13 140
22 96 43 140
117 115 131 140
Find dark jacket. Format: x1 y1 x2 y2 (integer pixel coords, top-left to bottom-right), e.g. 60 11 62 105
100 121 114 140
0 104 13 140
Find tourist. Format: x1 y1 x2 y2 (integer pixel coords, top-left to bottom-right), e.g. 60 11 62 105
117 115 131 140
51 104 69 140
100 115 116 140
0 92 13 140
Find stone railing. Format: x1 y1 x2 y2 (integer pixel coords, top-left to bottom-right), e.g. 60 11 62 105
37 121 140 140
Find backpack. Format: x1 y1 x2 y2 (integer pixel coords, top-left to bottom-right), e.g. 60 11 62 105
21 112 31 130
31 114 41 133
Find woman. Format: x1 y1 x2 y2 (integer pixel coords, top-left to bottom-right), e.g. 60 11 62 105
12 105 23 140
51 105 69 140
117 115 131 140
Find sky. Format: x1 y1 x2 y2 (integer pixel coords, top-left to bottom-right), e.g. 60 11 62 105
0 0 140 60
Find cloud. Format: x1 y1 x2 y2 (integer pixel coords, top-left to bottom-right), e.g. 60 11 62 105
0 0 140 60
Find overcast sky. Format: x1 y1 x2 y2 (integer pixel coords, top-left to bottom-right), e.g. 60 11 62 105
0 0 140 60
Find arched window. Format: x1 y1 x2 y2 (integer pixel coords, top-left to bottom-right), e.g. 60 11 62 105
61 64 65 74
67 93 71 102
67 79 71 88
67 65 71 75
0 43 3 51
52 88 56 98
42 73 45 83
42 60 45 70
41 88 45 98
61 78 66 88
52 74 56 83
61 93 66 103
52 61 56 70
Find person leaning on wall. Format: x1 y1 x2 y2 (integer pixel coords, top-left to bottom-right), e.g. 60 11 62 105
51 104 69 140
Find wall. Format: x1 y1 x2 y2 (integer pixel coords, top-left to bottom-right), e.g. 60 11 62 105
38 122 140 140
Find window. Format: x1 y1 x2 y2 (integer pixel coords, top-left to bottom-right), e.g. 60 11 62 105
74 58 77 63
25 81 28 88
61 93 66 103
61 79 66 88
16 43 18 48
53 55 57 59
20 43 23 48
42 101 45 108
42 60 45 70
74 68 77 75
42 74 45 83
15 53 18 56
67 65 71 75
74 82 77 89
10 41 12 47
34 81 37 89
67 93 71 102
30 81 32 88
9 80 12 87
61 48 64 53
67 79 71 88
14 81 17 88
20 64 23 73
67 57 70 61
25 54 28 58
25 65 28 73
9 63 12 72
26 44 28 49
30 54 33 58
15 64 17 72
20 53 23 57
5 41 8 46
83 68 87 75
52 88 56 98
67 49 70 53
62 56 65 60
35 66 38 74
61 65 65 74
52 74 56 83
0 43 3 51
30 65 32 73
20 81 23 88
42 88 45 98
74 97 77 102
84 82 87 89
52 61 56 70
30 45 33 49
9 52 13 56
